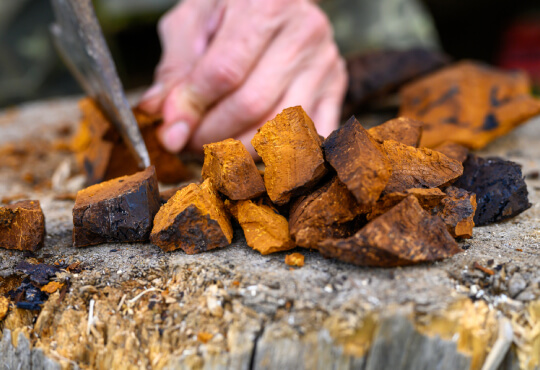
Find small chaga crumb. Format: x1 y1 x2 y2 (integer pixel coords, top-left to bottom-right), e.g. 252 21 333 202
436 187 476 239
202 139 265 200
151 179 233 254
197 332 214 343
400 61 540 149
73 98 192 185
252 106 327 205
285 253 305 267
453 154 530 226
319 196 461 267
368 188 445 220
41 281 64 294
382 140 463 193
0 200 45 251
0 296 8 320
368 117 423 147
289 177 361 249
473 261 495 276
323 117 392 208
228 199 294 255
433 141 469 163
73 166 161 247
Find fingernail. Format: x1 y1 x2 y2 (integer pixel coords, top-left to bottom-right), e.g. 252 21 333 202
140 83 163 103
160 121 191 153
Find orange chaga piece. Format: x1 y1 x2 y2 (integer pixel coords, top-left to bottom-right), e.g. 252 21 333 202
41 281 64 294
323 117 392 208
433 141 469 163
289 177 361 249
197 332 214 343
227 199 294 255
319 196 461 267
202 139 265 200
252 106 327 205
436 186 476 239
151 179 233 254
73 98 193 185
381 140 463 193
285 253 305 267
0 200 45 251
368 117 423 147
367 188 445 220
400 61 540 149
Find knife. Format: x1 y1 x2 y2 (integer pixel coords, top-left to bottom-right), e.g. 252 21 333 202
50 0 151 169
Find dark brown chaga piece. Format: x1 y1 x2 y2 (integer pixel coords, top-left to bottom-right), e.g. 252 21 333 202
382 140 463 194
318 196 461 267
227 198 294 255
73 99 193 185
436 187 476 239
367 188 445 220
400 61 540 149
73 166 160 247
433 141 469 163
368 117 423 147
0 201 45 251
344 48 449 115
289 177 362 249
323 117 392 208
453 155 531 226
252 106 327 205
150 179 233 254
202 138 265 200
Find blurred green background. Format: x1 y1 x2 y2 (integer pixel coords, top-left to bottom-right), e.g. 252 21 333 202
0 0 538 108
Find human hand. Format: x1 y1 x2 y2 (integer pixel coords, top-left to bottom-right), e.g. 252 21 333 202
138 0 347 155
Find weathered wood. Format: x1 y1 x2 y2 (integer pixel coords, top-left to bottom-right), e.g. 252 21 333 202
202 138 265 200
72 166 160 247
0 200 45 251
322 117 392 208
227 198 294 255
289 177 361 249
453 154 531 226
368 117 423 147
382 140 463 193
151 179 233 253
319 196 461 267
400 61 540 149
252 106 327 205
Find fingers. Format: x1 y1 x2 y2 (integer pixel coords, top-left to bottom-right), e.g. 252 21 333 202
189 6 332 148
138 0 224 114
158 0 291 152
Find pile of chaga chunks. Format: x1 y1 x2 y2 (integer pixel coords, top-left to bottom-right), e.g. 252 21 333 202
1 61 537 268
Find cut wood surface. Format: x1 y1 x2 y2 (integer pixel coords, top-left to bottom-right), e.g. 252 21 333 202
0 98 539 370
252 106 327 205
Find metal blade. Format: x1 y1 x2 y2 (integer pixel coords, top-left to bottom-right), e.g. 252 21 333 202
50 0 151 169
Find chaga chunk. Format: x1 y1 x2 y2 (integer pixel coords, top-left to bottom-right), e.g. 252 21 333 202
368 117 423 147
400 61 540 149
0 201 45 251
251 106 327 205
318 196 461 267
227 199 294 255
73 99 192 185
453 155 530 226
433 141 469 163
323 117 392 208
436 187 476 239
344 48 449 115
382 140 463 193
159 183 194 204
289 177 361 249
73 166 160 247
151 179 233 254
368 188 445 220
202 139 265 200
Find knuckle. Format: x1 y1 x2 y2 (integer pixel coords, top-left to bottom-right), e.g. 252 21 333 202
209 60 245 91
305 7 331 38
